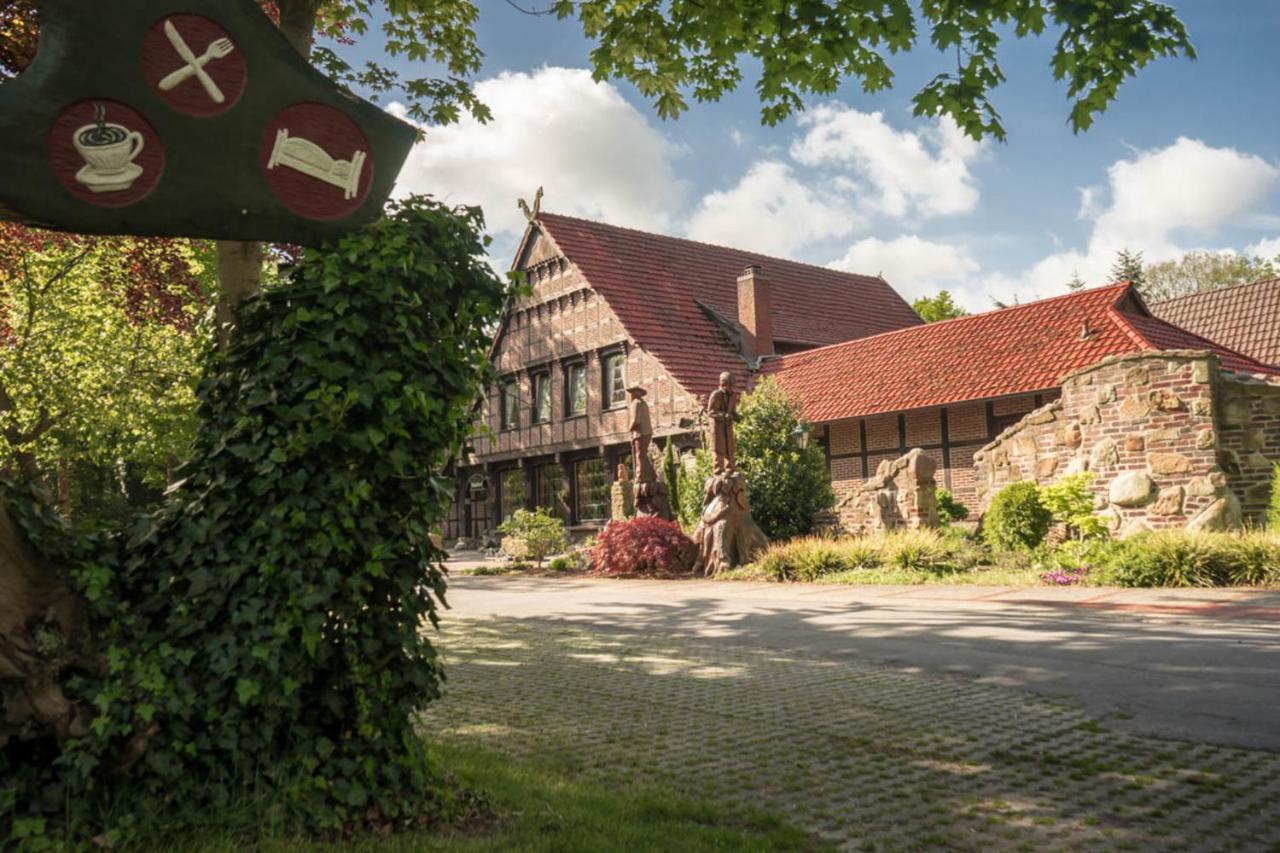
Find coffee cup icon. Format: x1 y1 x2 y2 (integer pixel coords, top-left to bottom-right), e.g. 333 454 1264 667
73 122 146 192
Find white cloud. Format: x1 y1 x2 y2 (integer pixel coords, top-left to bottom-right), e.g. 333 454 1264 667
1091 137 1278 257
1247 236 1280 260
827 236 979 302
1020 137 1280 294
685 161 861 257
684 104 984 258
1076 186 1102 220
789 105 983 219
391 67 687 241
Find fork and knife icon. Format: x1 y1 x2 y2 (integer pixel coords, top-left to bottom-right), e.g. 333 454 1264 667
158 19 236 104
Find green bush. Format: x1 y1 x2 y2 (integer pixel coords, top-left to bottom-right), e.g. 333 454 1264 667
1100 530 1280 587
4 197 508 843
755 537 851 581
983 481 1052 551
499 507 569 568
548 555 572 572
1039 472 1105 539
751 529 984 581
1037 538 1126 585
936 489 969 524
734 377 834 540
879 529 949 572
661 440 681 518
1269 463 1280 533
676 448 713 531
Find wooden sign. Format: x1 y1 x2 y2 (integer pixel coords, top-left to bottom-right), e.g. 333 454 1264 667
0 0 417 245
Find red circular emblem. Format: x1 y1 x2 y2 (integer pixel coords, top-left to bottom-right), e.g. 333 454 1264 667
141 14 246 117
260 103 374 221
48 99 165 208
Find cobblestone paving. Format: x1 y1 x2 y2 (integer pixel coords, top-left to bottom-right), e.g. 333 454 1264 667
422 618 1280 851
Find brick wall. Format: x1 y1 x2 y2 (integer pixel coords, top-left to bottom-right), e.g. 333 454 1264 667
446 232 702 539
905 409 941 446
864 414 899 452
472 253 700 463
947 403 987 442
812 395 1033 514
973 352 1270 533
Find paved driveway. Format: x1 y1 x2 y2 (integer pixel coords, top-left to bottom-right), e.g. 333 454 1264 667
442 577 1280 751
424 578 1280 850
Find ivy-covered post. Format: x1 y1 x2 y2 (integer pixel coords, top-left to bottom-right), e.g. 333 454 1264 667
4 197 510 842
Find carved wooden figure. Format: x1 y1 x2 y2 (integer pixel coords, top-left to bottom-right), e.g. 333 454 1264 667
707 371 737 473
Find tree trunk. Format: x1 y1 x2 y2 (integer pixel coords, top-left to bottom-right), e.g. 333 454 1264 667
212 0 318 344
214 238 265 345
0 493 98 751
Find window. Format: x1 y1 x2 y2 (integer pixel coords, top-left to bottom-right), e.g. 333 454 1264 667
535 463 569 520
500 379 518 430
574 458 608 521
564 362 587 417
532 372 551 423
602 352 626 409
500 468 527 522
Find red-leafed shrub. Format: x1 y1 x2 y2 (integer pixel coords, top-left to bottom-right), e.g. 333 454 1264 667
591 516 697 577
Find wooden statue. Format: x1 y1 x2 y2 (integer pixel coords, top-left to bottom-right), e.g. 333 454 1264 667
707 371 737 473
691 471 767 576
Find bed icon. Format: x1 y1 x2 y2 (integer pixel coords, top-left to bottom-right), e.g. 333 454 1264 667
266 128 367 201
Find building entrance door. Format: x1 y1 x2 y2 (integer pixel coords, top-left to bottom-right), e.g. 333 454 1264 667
466 474 490 539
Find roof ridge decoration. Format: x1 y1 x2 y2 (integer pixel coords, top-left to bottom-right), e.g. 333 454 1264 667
517 186 544 224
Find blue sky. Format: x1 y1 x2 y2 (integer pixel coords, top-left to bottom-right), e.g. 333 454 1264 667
353 2 1280 310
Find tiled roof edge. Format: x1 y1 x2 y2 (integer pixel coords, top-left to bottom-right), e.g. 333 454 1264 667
1151 276 1280 307
773 282 1134 369
538 210 892 287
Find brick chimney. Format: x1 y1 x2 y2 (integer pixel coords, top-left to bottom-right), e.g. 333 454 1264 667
736 265 774 360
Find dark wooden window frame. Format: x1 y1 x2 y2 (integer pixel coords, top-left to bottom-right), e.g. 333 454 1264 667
562 358 587 419
498 377 519 432
599 346 627 412
530 369 552 424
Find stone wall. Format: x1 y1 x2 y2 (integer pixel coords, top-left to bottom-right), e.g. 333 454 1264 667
973 351 1278 534
1217 375 1280 522
834 449 939 534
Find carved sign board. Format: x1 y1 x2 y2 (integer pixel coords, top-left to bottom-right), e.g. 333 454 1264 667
0 0 416 244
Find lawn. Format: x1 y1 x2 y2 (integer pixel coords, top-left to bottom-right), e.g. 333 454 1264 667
160 742 817 852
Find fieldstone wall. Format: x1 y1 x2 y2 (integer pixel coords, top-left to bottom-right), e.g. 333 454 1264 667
973 351 1280 534
1217 375 1280 521
834 448 939 534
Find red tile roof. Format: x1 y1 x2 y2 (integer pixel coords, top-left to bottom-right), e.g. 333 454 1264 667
534 212 922 399
1150 278 1280 366
766 283 1279 423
